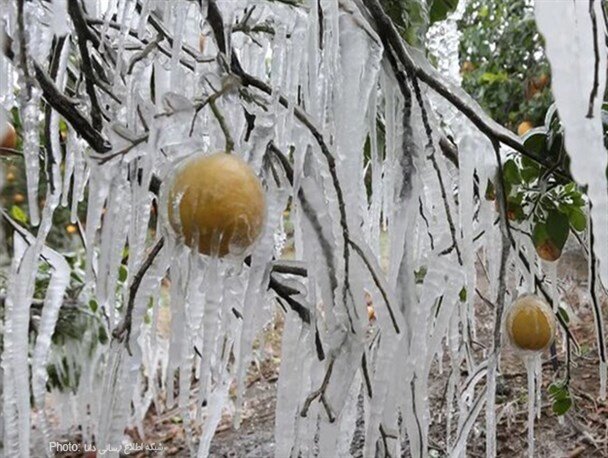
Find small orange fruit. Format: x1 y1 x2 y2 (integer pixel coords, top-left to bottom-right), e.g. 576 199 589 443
460 61 475 74
536 240 561 262
536 74 550 90
167 153 266 257
13 193 25 204
506 294 556 352
66 224 78 235
1 123 17 150
517 121 534 136
6 171 15 182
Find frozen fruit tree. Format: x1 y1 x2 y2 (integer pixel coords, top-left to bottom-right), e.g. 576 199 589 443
0 0 607 457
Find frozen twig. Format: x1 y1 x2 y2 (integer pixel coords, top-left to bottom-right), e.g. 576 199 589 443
300 357 335 421
16 0 33 97
69 0 103 131
112 237 165 355
587 205 607 367
587 0 600 119
208 99 234 152
33 62 111 154
127 35 163 74
410 73 463 265
491 141 512 353
43 36 68 193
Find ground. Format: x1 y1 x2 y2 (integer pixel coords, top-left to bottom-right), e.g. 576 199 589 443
51 242 608 457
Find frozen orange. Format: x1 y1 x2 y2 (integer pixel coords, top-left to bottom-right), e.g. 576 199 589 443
506 294 555 351
167 153 265 257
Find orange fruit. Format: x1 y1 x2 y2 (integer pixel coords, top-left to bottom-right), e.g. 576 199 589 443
506 295 555 352
167 153 266 257
1 123 17 150
536 74 550 90
536 240 561 262
460 61 475 74
13 193 25 204
517 121 534 136
6 171 15 182
66 224 78 235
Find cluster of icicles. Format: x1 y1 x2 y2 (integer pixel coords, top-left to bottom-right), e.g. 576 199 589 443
0 1 606 457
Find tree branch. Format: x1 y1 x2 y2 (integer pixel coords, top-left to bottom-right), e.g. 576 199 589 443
112 236 165 355
68 0 103 131
33 62 111 154
361 0 571 180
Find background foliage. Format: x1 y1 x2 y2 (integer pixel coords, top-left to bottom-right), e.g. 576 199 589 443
458 0 552 132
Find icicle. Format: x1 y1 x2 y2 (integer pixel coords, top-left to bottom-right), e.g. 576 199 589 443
31 249 70 449
524 354 540 458
21 97 42 226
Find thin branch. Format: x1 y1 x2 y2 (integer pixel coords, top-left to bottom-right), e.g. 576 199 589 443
112 237 165 355
16 0 33 97
410 73 463 265
0 147 24 157
127 34 163 74
491 141 512 353
587 0 600 118
43 36 68 194
588 204 606 364
68 0 103 131
32 62 111 154
300 358 335 419
209 99 234 152
349 238 400 333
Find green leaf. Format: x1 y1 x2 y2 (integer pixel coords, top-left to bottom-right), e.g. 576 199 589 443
552 397 572 416
429 0 458 23
502 159 521 184
459 286 467 302
10 205 28 225
557 306 570 324
568 207 587 232
118 265 128 283
532 222 548 247
415 266 427 284
546 210 570 250
479 72 509 84
520 156 541 183
89 299 99 313
98 325 109 345
522 128 548 156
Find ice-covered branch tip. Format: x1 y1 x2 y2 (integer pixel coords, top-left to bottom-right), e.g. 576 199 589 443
68 0 103 131
361 0 570 180
112 237 165 355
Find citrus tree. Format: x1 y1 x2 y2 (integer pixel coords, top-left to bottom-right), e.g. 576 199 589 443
0 1 607 457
